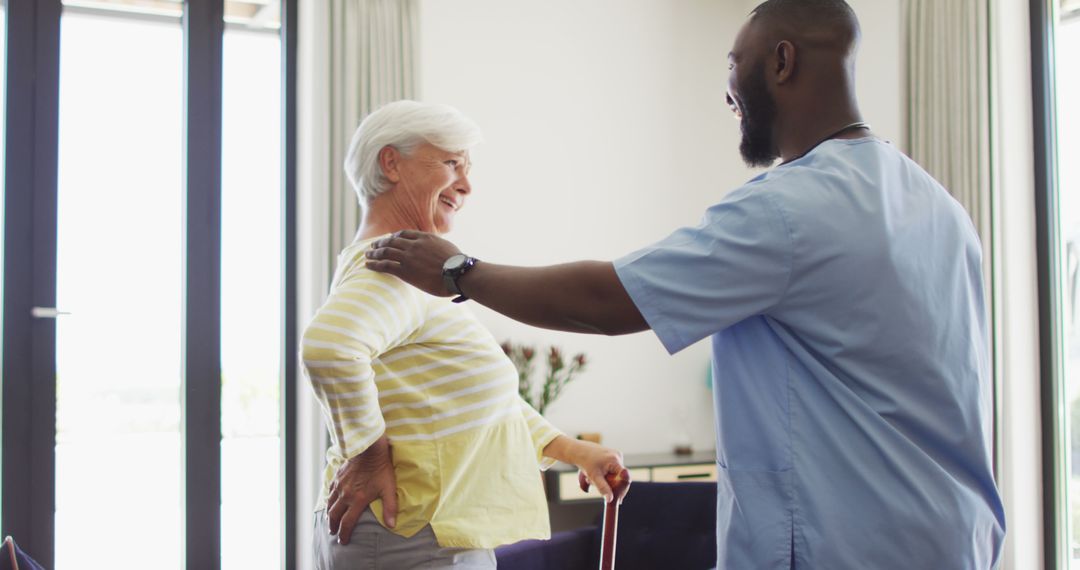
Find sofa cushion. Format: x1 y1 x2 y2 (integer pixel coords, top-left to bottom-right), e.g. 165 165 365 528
496 526 596 570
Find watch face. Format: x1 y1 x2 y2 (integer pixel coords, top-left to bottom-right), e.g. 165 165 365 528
443 253 468 271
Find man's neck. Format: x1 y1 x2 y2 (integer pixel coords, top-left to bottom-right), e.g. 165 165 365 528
776 108 866 164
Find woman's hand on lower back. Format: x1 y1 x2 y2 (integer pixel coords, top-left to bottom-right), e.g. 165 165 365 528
326 435 399 545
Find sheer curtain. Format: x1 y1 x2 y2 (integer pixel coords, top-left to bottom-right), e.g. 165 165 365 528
904 0 992 250
325 0 418 267
297 2 418 568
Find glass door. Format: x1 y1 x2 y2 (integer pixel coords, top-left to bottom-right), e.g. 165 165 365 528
54 7 185 569
220 2 284 567
1056 0 1080 565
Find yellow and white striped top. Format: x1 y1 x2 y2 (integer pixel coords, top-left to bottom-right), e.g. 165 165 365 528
301 236 563 549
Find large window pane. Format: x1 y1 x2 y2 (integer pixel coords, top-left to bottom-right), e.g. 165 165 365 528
1058 8 1080 566
220 4 282 568
55 12 183 570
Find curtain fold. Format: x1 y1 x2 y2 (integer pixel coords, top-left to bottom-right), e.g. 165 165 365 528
327 0 418 273
904 0 991 252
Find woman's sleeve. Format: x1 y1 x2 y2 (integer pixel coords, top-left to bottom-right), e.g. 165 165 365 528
301 269 423 459
518 398 564 470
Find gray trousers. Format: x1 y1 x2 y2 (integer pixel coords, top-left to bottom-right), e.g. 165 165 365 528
313 509 497 569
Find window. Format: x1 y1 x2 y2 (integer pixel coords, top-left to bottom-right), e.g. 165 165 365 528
220 3 284 567
1038 0 1080 568
1060 2 1080 567
0 1 297 568
54 9 185 569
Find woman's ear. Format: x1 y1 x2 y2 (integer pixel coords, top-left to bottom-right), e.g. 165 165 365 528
774 40 796 85
378 146 402 183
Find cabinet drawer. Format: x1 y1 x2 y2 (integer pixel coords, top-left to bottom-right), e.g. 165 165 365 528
556 467 652 502
650 463 717 483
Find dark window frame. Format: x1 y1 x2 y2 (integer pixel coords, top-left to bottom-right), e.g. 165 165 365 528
0 0 298 567
1 0 62 564
1033 0 1066 569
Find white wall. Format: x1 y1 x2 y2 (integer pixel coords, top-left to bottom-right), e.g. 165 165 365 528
847 0 904 149
417 0 903 455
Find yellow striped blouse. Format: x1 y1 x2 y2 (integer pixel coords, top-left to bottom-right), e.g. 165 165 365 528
301 236 562 548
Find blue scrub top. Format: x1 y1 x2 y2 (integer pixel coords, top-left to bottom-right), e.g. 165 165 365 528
614 138 1005 569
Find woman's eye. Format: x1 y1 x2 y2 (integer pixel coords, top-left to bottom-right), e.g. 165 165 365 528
445 160 458 167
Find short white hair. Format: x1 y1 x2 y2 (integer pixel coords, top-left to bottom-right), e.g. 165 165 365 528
344 100 483 206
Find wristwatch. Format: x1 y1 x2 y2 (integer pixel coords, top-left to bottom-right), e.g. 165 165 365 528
442 253 479 303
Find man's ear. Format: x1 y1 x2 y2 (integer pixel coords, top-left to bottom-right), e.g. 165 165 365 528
378 146 402 183
774 40 796 85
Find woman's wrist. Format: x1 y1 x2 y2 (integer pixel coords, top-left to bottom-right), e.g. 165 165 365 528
543 434 586 465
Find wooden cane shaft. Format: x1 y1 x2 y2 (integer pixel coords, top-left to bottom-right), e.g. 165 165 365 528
599 498 619 570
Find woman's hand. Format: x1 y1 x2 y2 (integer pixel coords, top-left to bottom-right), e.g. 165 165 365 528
544 435 631 504
326 435 399 545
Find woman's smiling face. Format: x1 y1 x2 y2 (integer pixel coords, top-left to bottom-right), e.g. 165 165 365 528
382 142 472 234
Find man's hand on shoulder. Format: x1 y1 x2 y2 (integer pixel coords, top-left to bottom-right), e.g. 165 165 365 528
366 230 461 297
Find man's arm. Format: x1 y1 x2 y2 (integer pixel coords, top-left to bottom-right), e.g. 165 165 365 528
365 230 649 335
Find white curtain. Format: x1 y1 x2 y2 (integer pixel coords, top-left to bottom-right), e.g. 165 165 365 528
297 2 418 568
904 0 992 250
327 0 419 267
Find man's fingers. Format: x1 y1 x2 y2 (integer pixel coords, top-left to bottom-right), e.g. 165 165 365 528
371 232 418 250
365 246 408 262
578 470 590 493
336 505 363 546
392 229 421 240
365 258 402 274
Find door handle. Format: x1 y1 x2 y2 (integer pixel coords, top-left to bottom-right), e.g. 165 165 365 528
31 307 71 319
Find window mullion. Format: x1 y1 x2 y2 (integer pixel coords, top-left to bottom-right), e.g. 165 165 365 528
281 0 298 568
0 0 62 566
183 1 224 569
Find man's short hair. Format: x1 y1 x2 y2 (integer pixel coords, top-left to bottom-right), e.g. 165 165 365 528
751 0 857 22
750 0 860 40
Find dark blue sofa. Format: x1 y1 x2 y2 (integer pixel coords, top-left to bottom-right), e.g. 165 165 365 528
495 482 717 570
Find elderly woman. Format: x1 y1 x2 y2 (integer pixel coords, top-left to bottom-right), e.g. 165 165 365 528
302 100 629 569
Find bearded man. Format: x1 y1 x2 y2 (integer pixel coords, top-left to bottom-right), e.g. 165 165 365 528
365 1 1006 567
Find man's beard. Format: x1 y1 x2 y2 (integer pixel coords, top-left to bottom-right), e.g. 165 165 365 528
737 66 779 168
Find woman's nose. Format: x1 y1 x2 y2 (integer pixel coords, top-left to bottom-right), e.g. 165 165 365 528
456 175 472 195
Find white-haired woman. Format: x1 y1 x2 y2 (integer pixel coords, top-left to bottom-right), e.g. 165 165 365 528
303 100 629 569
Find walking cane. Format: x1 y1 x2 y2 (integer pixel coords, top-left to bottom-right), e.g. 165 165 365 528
579 468 631 570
